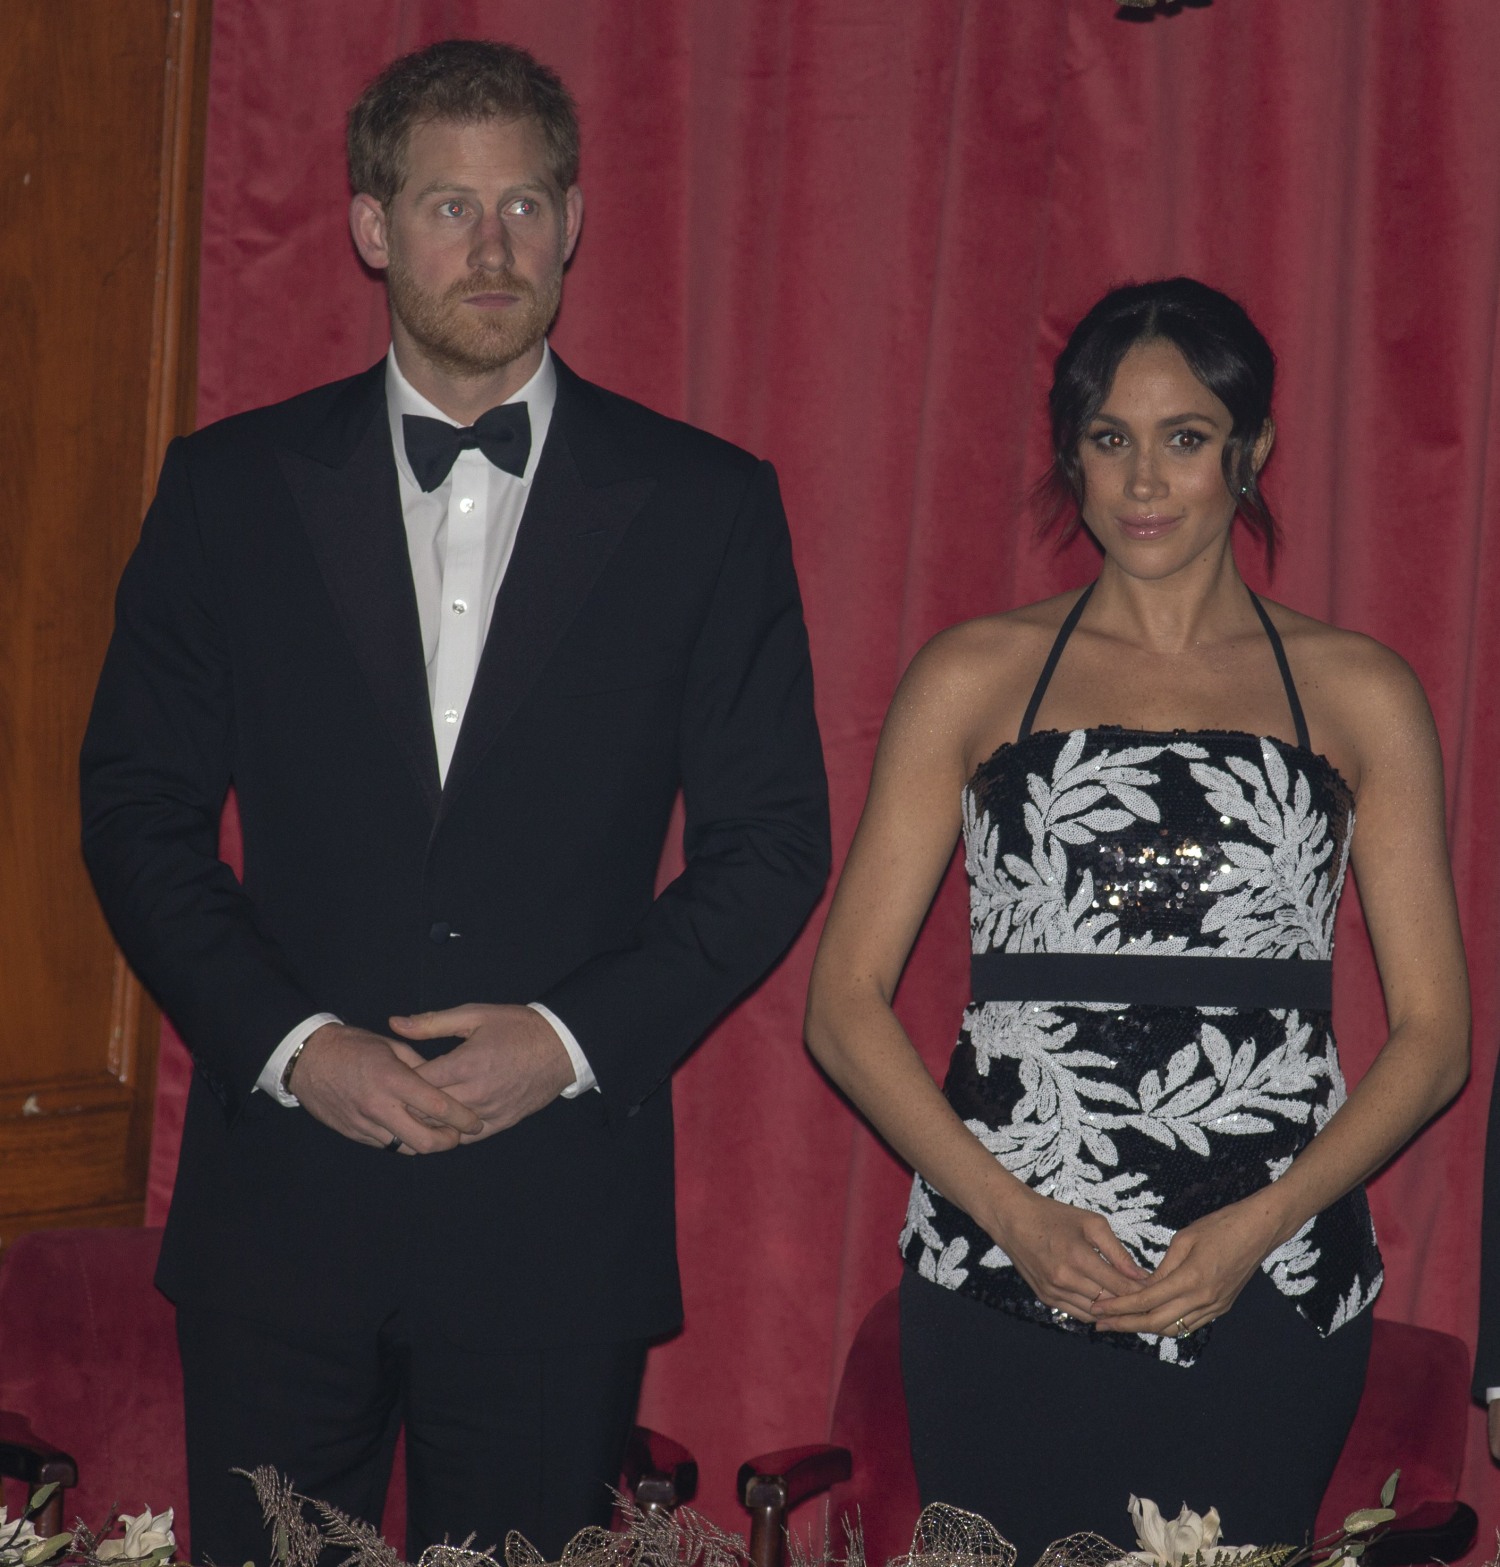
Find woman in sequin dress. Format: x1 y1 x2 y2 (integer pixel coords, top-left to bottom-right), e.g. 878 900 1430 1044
806 279 1469 1556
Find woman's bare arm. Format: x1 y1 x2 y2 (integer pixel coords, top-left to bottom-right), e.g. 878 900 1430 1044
806 626 1149 1320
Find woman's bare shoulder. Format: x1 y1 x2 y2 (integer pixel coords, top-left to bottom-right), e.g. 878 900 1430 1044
1263 600 1422 700
899 593 1075 704
911 590 1080 674
1260 600 1435 780
892 591 1086 768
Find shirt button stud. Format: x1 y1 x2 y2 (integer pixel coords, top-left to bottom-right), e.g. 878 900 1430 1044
459 496 475 513
444 708 459 725
451 599 467 615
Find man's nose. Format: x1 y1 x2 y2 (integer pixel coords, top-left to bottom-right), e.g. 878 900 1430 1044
469 210 513 271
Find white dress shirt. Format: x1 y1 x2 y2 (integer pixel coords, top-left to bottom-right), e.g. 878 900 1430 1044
256 345 595 1106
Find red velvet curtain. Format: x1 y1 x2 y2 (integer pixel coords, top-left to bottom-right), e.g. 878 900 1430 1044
147 0 1500 1546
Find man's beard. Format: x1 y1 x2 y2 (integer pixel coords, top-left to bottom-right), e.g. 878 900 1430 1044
386 258 561 379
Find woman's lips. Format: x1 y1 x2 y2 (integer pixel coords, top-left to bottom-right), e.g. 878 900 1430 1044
1117 513 1180 540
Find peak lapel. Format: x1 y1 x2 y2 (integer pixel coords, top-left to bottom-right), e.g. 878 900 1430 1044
277 368 441 811
441 368 654 808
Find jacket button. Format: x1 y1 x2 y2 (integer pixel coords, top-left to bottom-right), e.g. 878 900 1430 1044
428 921 451 944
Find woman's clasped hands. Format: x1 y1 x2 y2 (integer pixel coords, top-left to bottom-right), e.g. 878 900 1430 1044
992 1187 1284 1340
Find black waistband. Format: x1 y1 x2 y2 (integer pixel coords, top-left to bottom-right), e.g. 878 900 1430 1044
970 951 1333 1011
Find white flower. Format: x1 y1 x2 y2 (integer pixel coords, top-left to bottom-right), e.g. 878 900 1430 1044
1125 1496 1254 1566
0 1508 41 1564
96 1508 175 1562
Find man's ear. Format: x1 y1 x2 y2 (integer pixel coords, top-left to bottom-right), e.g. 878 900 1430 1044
349 193 390 271
561 186 584 266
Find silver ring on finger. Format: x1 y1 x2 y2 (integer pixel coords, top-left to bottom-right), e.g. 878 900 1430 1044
385 1133 403 1153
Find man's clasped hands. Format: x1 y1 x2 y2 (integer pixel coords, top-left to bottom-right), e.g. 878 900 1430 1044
290 1004 575 1153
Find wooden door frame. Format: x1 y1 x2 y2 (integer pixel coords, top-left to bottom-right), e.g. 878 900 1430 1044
109 0 214 1215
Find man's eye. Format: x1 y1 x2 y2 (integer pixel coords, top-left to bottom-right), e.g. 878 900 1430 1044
439 201 466 218
507 197 540 217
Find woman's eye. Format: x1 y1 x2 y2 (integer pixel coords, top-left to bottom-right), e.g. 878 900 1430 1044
1087 429 1126 450
1169 428 1209 449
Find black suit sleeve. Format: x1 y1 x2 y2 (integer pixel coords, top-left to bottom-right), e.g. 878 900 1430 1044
538 459 830 1115
1476 1059 1500 1400
80 439 320 1115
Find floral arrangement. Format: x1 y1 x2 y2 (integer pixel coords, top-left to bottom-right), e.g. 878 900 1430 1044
0 1498 174 1567
1116 1486 1399 1567
0 1467 1418 1567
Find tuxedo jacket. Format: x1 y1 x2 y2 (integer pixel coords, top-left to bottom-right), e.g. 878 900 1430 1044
81 354 829 1347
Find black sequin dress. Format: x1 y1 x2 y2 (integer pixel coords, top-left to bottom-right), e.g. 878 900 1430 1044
898 585 1379 1551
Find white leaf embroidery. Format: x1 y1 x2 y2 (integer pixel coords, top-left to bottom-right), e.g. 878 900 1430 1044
914 730 1370 1358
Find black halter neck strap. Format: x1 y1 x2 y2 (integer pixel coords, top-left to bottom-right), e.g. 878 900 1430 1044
1017 583 1095 742
1247 591 1311 752
1016 580 1311 752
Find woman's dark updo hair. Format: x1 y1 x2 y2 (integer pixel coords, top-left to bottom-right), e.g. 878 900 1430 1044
1039 277 1280 567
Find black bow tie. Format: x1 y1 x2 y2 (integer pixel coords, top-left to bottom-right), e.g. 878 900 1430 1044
402 403 532 491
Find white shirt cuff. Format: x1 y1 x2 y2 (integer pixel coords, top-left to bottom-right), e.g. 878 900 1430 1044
527 1002 597 1097
256 1013 341 1106
1487 1386 1500 1404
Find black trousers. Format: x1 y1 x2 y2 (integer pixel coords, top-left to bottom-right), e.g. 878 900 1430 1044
177 1302 648 1565
901 1267 1371 1561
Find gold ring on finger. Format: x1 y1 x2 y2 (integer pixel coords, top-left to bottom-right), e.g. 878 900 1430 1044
1172 1316 1189 1339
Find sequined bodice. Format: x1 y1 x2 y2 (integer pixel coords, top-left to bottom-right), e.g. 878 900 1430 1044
899 591 1384 1364
963 725 1353 964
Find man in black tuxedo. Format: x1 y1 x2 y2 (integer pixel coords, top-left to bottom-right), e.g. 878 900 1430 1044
80 39 828 1563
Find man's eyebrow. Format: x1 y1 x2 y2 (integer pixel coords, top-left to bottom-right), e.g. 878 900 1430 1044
410 178 553 201
411 179 479 200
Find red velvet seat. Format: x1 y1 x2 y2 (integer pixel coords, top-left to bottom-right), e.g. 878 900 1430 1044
742 1287 1476 1567
1314 1316 1478 1557
823 1289 917 1567
0 1227 694 1560
0 1229 195 1551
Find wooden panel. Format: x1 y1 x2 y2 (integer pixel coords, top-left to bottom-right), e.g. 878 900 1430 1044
0 0 209 1230
0 1105 136 1217
0 1204 146 1254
